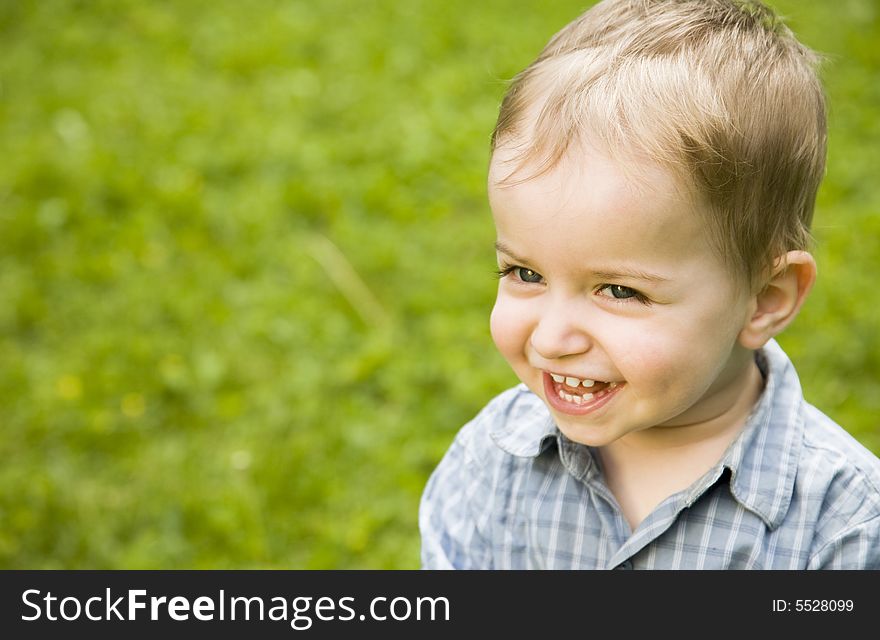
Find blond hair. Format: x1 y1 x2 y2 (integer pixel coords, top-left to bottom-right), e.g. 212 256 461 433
492 0 827 290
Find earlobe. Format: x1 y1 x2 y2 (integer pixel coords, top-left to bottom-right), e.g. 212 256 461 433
738 251 817 350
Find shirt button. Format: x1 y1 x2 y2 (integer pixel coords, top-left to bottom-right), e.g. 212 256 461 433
615 561 633 570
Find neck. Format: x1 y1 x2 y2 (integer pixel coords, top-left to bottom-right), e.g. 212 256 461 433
596 357 764 531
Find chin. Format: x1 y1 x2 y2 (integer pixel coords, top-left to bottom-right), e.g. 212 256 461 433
551 416 619 448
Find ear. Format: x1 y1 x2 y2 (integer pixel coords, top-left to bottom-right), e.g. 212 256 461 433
738 251 816 350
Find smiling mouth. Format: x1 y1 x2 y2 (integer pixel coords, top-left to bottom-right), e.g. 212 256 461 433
542 372 623 415
548 373 617 403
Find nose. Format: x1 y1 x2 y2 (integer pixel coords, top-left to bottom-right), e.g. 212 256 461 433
529 297 592 361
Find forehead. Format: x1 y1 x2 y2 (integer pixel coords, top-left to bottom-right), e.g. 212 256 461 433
490 140 698 233
487 141 729 280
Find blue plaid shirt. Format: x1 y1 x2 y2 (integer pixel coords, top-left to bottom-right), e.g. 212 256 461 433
420 340 880 569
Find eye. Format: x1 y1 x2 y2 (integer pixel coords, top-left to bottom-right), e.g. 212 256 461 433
603 284 637 299
496 264 545 284
596 284 650 304
515 267 543 283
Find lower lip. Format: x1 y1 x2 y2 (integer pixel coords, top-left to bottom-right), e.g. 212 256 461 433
542 372 623 416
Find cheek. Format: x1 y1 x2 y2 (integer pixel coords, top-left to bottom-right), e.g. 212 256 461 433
612 326 700 390
617 317 738 395
489 296 528 360
615 341 670 382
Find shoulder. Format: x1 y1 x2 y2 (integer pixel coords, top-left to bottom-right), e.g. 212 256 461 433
798 402 880 518
749 342 880 566
418 385 555 568
758 340 880 515
795 402 880 566
801 403 880 487
425 383 556 494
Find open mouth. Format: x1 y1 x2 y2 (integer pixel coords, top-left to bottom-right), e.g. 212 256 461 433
543 371 623 415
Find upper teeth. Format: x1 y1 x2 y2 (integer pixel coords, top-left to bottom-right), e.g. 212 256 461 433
551 373 597 388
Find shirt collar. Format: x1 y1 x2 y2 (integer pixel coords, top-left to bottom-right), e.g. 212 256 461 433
488 339 804 530
716 339 803 530
489 384 559 457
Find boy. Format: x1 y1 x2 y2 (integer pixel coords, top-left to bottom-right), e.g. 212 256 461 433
419 0 880 569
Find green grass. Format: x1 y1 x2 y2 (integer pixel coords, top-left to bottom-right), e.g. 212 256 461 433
1 0 878 569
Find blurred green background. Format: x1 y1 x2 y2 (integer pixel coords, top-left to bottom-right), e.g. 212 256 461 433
1 0 878 569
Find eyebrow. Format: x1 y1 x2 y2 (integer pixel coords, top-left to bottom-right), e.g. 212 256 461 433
494 241 671 284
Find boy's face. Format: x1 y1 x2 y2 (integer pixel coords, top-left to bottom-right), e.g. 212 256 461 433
488 142 759 447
